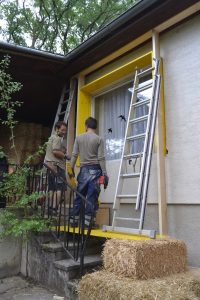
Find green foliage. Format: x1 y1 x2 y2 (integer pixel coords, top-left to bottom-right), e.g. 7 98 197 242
0 55 23 129
0 209 50 238
0 55 23 161
0 55 49 238
0 0 140 54
0 146 6 159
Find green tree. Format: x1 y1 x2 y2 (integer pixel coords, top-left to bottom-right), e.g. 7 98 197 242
0 55 49 237
0 0 139 54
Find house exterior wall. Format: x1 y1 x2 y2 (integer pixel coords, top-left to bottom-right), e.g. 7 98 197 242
160 14 200 205
96 14 200 207
0 223 22 278
75 13 200 266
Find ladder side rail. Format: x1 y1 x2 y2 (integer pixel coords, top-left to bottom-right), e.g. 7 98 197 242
111 70 138 228
62 79 78 148
51 85 66 135
135 60 160 210
139 73 161 231
63 79 78 124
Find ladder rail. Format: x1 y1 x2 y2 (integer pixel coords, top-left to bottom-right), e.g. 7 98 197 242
139 73 161 231
111 70 139 228
135 59 160 210
51 85 66 135
63 80 77 123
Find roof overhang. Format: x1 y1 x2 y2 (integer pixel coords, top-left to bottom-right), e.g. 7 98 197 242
0 0 199 125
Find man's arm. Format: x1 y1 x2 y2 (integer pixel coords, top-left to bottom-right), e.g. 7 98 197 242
98 138 107 175
52 136 65 159
70 138 79 170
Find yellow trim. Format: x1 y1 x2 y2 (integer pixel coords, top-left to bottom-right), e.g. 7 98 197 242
76 90 92 135
80 32 152 76
58 226 165 240
81 52 152 94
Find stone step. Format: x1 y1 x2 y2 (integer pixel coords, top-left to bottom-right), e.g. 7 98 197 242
54 254 102 280
41 236 104 256
54 254 102 272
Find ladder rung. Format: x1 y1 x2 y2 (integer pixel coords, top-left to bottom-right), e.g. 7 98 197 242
61 99 70 104
129 115 148 124
135 82 153 93
127 133 146 141
132 99 150 108
102 226 156 238
138 67 154 77
121 173 140 178
115 217 140 222
123 153 143 159
59 111 65 116
65 89 70 94
117 194 137 198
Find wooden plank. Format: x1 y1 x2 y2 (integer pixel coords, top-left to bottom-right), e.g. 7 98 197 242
152 30 168 235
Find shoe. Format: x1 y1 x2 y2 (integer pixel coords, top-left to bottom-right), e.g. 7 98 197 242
84 223 99 230
49 207 58 216
84 216 98 229
69 215 79 228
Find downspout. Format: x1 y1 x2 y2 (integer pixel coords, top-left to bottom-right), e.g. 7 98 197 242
152 30 168 235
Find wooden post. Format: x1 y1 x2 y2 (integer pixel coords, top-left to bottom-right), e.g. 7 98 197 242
152 30 168 235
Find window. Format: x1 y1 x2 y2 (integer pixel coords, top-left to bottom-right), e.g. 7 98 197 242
95 78 152 160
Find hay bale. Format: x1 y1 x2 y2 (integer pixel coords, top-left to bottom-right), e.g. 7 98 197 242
103 238 187 279
78 269 200 300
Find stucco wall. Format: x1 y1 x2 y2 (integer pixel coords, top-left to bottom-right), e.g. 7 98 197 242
0 221 22 278
160 13 200 204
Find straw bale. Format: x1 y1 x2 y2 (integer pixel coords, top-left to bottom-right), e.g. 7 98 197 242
78 269 200 300
0 122 50 164
103 238 187 279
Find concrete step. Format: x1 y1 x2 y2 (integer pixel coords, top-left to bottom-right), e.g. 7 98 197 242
25 234 103 299
54 254 102 280
41 236 103 256
54 254 102 271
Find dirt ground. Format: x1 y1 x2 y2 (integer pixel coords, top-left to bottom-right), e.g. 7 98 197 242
0 276 66 300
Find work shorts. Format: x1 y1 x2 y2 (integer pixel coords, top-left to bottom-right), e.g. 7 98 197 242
48 166 67 191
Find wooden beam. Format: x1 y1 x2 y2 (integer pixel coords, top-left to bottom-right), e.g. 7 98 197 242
155 2 200 33
79 31 152 76
152 30 168 235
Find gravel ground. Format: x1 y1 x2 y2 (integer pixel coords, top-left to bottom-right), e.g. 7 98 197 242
0 276 66 300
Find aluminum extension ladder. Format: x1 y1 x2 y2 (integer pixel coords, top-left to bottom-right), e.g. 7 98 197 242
52 78 77 135
103 59 161 238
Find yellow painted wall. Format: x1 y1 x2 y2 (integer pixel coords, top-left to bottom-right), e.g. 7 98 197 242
81 52 152 94
76 90 92 135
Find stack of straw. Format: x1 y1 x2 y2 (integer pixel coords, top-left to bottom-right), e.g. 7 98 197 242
78 238 200 300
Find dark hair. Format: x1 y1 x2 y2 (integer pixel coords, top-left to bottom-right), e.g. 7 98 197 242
85 117 97 129
54 121 67 130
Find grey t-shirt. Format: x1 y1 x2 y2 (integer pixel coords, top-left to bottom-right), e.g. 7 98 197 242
71 132 107 174
45 134 66 170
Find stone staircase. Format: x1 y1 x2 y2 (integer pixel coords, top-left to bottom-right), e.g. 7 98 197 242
21 232 104 299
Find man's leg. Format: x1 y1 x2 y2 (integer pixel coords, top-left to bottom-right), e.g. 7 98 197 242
85 174 101 227
70 168 88 224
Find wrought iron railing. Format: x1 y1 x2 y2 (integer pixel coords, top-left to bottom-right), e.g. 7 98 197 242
1 162 95 275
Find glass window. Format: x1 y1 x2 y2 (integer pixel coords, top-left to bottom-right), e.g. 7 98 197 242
95 78 152 160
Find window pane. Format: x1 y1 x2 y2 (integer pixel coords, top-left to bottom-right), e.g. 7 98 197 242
95 78 152 160
95 83 132 160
